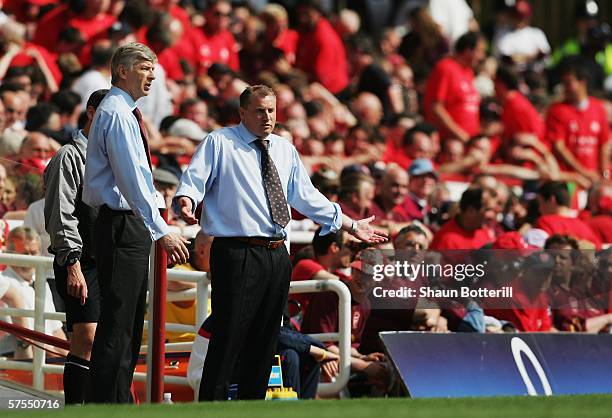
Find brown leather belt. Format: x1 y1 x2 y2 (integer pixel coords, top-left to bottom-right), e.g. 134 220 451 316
233 236 285 250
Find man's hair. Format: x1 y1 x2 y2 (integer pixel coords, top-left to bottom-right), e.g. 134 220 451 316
559 61 590 83
110 42 157 85
460 187 484 211
86 89 109 110
239 85 275 109
396 224 427 240
338 173 374 201
50 90 81 115
455 31 484 53
179 97 205 115
7 226 40 252
544 234 579 250
312 227 344 257
25 103 60 131
538 181 570 207
495 65 520 90
403 124 431 148
91 42 116 68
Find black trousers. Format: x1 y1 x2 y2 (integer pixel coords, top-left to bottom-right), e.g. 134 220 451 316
199 237 292 401
88 207 152 403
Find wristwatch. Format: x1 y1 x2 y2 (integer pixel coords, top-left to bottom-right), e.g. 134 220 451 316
350 220 359 234
65 254 79 267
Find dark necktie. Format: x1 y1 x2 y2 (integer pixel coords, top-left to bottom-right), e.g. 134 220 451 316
256 139 290 228
133 107 152 170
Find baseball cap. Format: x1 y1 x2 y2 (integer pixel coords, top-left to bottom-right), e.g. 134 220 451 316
168 119 207 142
153 169 179 186
408 159 438 179
523 228 549 249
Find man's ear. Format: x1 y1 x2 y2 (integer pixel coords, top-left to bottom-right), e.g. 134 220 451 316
117 63 128 80
329 242 339 254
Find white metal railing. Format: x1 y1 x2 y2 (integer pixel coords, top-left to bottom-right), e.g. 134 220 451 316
0 251 352 399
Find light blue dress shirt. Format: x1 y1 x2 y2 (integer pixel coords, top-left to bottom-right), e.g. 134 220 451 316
175 123 342 238
83 86 169 241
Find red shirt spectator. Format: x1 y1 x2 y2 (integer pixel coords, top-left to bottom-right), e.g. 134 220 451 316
487 290 552 332
430 217 493 250
301 279 370 349
424 57 481 139
295 6 349 95
588 215 612 244
501 91 545 141
535 214 601 248
291 258 325 313
9 42 63 86
192 28 239 74
546 98 609 172
32 3 116 52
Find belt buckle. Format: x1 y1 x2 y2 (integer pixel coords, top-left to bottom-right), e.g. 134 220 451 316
267 240 275 250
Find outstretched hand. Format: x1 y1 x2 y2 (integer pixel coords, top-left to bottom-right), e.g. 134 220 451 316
350 216 388 243
177 196 198 225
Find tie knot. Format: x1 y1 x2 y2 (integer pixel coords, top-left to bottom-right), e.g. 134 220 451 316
256 139 270 151
133 108 142 121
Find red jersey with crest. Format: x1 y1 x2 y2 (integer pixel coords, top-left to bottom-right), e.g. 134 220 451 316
545 98 609 171
424 57 481 139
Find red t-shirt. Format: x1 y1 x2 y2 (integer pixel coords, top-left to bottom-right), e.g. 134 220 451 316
10 42 62 85
535 214 601 248
424 57 481 139
192 27 240 74
545 98 609 171
502 91 545 141
32 5 116 52
301 280 370 349
588 215 612 244
296 18 349 94
382 136 412 169
394 194 428 223
273 29 299 65
291 258 324 313
430 217 494 250
550 284 608 332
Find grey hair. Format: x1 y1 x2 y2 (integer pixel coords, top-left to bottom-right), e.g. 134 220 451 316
110 42 157 85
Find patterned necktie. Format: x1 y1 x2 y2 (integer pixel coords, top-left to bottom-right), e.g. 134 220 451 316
132 108 152 170
255 139 290 228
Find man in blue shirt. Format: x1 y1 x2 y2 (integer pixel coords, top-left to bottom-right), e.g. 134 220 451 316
83 43 189 403
175 84 387 400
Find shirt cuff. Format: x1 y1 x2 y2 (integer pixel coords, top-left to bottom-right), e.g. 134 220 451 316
318 202 342 236
149 214 170 241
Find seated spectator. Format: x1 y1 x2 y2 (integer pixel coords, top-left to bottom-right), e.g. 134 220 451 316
301 251 391 395
291 227 351 315
15 131 56 175
546 234 612 333
1 88 29 133
535 181 601 247
430 187 495 250
585 181 612 243
394 159 438 223
370 165 408 224
338 173 376 221
0 227 67 357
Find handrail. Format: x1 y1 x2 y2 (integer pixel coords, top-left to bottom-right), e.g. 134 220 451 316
0 253 351 398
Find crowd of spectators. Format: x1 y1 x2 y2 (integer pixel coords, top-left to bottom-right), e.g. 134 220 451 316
0 0 610 396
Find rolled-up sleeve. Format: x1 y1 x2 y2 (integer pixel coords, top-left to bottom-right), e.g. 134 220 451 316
286 147 342 235
44 148 82 265
104 112 169 240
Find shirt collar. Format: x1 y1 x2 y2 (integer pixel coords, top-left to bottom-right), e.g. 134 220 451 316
236 122 271 145
110 85 137 111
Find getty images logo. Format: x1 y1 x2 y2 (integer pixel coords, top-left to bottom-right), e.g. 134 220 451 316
510 337 553 396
